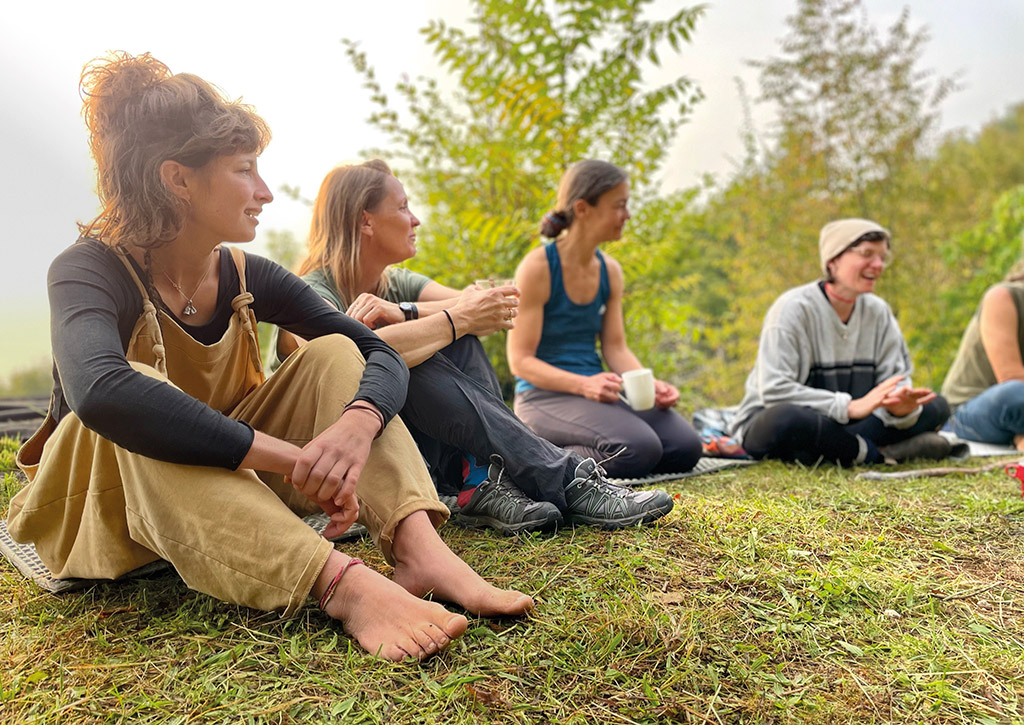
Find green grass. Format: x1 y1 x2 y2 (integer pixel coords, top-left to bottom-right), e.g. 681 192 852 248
3 438 1024 723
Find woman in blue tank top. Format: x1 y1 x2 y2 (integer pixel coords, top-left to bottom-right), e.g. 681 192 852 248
507 160 701 478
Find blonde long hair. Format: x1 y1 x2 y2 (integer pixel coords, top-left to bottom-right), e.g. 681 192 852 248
298 159 394 306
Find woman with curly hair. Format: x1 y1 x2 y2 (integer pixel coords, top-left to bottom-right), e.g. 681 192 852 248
7 52 532 662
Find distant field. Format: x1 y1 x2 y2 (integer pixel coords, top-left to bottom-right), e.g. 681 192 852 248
0 305 50 384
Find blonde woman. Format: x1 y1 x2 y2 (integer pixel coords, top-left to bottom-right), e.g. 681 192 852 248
276 160 675 530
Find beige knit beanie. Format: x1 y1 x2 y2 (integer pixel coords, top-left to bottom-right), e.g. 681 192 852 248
819 218 891 276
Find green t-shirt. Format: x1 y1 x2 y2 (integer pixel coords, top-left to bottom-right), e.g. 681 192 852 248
302 266 432 310
268 266 433 371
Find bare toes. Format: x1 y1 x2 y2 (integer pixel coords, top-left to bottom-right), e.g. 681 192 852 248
444 613 469 638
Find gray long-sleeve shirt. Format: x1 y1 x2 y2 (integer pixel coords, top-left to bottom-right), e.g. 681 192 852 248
46 238 409 470
730 281 919 443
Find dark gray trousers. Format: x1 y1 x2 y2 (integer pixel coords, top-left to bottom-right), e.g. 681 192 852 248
513 387 702 479
399 336 577 511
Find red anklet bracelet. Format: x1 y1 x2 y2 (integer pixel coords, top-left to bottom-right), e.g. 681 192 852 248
318 558 364 610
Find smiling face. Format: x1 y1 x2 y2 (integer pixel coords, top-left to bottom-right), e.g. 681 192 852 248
363 175 420 264
828 240 891 297
187 152 273 243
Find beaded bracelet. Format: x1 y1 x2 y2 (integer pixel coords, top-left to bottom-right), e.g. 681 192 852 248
441 309 457 344
343 402 385 439
318 557 364 610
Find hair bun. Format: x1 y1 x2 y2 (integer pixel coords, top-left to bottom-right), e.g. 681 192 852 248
81 52 171 142
540 210 570 238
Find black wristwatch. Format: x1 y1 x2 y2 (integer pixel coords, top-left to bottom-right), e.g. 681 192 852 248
399 302 419 321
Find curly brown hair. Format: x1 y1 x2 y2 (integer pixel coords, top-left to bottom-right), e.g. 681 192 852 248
78 51 271 249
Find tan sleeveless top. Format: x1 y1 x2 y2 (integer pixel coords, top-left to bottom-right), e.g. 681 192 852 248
17 245 264 477
942 282 1024 407
117 246 265 412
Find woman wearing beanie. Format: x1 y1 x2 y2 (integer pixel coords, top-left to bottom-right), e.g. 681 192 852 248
508 160 702 479
728 219 952 466
942 263 1024 450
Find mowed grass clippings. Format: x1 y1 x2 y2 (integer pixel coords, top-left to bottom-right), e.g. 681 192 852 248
3 438 1024 723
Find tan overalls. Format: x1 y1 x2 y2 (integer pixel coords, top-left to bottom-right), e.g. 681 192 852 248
8 246 446 615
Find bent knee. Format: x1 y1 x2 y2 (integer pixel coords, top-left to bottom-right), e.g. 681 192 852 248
997 380 1024 406
604 430 663 476
293 334 365 369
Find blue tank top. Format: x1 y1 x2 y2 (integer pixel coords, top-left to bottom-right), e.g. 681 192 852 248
515 242 609 394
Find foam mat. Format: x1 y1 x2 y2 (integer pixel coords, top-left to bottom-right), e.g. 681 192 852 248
609 456 758 487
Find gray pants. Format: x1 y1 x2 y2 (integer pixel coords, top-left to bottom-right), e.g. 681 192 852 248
514 388 702 479
400 336 578 511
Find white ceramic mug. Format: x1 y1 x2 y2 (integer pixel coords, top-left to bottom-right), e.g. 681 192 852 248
620 368 655 411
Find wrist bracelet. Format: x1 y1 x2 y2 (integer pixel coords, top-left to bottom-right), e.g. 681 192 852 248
318 558 364 610
441 309 457 344
343 401 385 439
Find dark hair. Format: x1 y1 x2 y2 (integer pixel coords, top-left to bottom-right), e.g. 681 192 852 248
539 160 628 238
78 51 271 250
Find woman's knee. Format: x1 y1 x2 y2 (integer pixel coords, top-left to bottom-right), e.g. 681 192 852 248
602 427 663 477
994 380 1024 409
660 428 702 471
297 334 364 367
742 404 820 458
918 395 951 431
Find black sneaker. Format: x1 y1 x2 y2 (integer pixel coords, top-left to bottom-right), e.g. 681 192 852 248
565 458 674 529
878 432 954 464
454 456 563 534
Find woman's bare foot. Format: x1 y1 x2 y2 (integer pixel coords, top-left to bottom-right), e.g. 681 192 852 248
390 512 534 617
320 556 468 661
1015 433 1024 452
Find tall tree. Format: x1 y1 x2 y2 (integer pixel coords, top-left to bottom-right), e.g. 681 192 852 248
752 0 957 222
345 0 706 391
697 0 960 398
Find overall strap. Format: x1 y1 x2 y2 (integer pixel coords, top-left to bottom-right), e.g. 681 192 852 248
114 249 168 375
226 246 264 375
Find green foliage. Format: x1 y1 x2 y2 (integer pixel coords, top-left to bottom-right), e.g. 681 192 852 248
917 185 1024 385
263 228 302 273
0 437 18 471
344 0 706 392
687 0 1024 401
751 0 957 220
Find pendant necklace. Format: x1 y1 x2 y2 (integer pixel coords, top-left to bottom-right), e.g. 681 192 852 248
161 252 216 317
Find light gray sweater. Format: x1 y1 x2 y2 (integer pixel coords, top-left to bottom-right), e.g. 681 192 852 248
730 282 919 443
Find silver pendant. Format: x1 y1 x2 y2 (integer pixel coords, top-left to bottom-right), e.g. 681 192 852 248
183 301 197 316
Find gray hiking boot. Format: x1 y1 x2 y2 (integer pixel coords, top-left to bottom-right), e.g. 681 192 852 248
564 458 674 529
878 432 953 464
454 456 563 534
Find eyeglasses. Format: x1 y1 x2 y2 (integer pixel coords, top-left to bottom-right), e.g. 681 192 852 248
845 246 892 265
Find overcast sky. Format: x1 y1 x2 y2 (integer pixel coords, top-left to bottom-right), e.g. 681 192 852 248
1 0 1022 380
